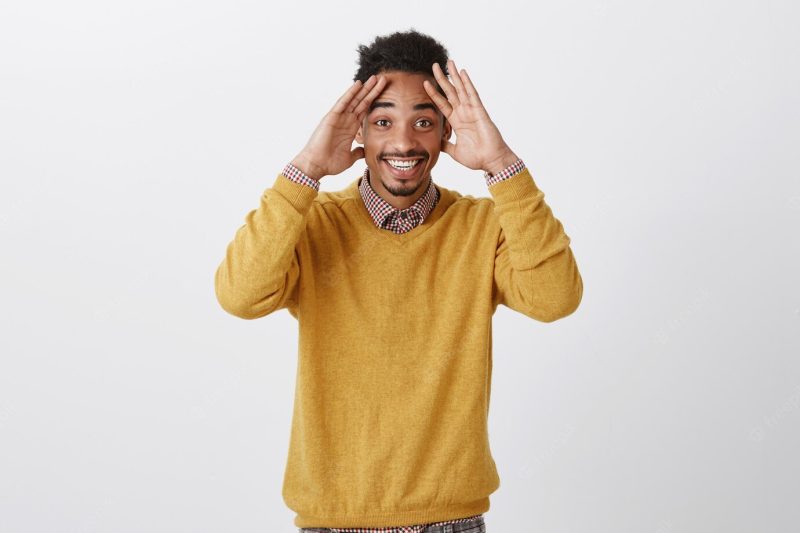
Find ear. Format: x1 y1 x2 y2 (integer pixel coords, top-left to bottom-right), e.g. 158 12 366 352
442 119 452 142
355 123 364 144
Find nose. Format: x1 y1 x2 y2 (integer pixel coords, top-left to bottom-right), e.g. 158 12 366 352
390 122 416 153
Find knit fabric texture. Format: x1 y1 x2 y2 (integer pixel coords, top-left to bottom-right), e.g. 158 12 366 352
214 166 583 528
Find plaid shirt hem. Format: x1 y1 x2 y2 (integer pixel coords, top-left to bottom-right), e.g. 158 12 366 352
484 158 526 186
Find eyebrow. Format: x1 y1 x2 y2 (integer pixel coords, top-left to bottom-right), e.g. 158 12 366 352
368 101 438 113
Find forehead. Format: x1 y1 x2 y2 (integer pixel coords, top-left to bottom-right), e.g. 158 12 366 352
370 70 436 110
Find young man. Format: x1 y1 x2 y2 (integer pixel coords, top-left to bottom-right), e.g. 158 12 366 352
214 29 583 532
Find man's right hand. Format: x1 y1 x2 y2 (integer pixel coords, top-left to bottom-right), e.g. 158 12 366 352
291 74 387 181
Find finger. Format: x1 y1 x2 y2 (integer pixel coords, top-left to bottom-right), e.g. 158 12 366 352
331 79 365 114
352 75 388 116
459 68 483 106
432 61 460 107
346 74 379 114
423 79 452 117
447 59 468 103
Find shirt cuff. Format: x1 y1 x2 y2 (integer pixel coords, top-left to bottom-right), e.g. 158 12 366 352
484 158 526 186
281 162 321 191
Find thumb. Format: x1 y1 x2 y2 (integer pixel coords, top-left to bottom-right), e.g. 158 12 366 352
441 140 456 158
350 146 365 164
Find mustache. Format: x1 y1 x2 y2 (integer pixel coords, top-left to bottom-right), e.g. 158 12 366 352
380 152 428 159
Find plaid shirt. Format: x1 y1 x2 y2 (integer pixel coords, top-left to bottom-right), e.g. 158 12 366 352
277 159 525 531
281 159 526 235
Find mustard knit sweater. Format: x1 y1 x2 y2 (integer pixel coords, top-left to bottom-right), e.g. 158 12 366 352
214 167 583 528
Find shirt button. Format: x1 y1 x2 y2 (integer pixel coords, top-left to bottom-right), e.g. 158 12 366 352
400 212 407 219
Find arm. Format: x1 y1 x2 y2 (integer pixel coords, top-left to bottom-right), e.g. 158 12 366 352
214 75 388 319
214 165 317 319
487 160 583 322
424 59 582 321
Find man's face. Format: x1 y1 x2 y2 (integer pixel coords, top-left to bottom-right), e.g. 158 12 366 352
355 70 452 203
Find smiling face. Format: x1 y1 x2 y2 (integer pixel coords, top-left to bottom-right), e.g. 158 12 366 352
355 70 452 210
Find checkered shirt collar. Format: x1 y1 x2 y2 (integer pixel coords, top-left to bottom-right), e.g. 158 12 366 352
357 166 439 229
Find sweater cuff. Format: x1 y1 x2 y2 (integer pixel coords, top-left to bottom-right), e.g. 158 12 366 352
272 169 319 214
486 165 541 203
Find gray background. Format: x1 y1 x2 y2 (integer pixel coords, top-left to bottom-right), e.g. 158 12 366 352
1 1 798 532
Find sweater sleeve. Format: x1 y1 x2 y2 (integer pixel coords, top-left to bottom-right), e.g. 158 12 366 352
487 166 583 322
214 171 319 319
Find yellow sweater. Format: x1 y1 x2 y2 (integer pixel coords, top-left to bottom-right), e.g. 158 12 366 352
214 167 583 528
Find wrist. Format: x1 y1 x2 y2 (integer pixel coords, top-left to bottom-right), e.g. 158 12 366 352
483 149 519 176
291 154 325 181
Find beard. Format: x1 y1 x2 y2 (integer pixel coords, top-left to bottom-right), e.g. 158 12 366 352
371 157 430 198
379 174 427 197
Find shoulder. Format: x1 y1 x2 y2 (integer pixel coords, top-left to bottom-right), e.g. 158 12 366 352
304 181 363 228
438 185 497 218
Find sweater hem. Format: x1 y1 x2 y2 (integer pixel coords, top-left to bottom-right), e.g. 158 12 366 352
293 497 490 529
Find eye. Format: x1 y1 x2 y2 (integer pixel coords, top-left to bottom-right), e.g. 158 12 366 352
417 119 433 127
375 119 390 127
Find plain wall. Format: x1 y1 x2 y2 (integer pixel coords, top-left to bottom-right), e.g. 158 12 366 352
1 1 798 532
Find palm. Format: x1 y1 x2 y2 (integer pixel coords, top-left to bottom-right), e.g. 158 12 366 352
424 60 513 171
445 102 507 170
310 113 362 175
295 75 387 179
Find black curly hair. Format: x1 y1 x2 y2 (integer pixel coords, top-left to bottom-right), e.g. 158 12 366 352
353 28 449 101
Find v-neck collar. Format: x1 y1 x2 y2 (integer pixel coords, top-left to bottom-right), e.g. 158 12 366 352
347 172 455 246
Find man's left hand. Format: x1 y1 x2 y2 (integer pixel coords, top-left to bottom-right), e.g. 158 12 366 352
424 59 519 175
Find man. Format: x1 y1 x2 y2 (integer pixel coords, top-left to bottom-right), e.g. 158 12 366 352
214 29 583 532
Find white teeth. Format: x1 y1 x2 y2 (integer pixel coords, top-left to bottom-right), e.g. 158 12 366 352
385 159 420 170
